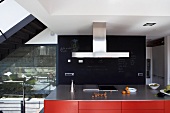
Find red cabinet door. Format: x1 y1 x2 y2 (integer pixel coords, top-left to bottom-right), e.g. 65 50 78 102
44 100 78 113
79 110 121 113
122 101 164 109
79 101 121 110
165 100 170 113
122 110 164 113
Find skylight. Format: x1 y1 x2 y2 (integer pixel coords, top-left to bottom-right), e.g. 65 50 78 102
143 23 156 26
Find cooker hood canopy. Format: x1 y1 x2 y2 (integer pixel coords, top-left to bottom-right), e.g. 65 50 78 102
72 22 129 58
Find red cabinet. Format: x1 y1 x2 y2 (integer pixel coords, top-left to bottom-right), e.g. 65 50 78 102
165 101 170 113
79 101 121 110
122 110 164 113
44 100 167 113
44 100 78 113
122 101 164 109
79 110 121 113
122 101 164 113
79 101 121 113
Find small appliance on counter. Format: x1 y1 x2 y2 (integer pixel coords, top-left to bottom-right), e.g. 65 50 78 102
83 85 118 92
128 88 137 92
98 85 118 91
83 85 99 92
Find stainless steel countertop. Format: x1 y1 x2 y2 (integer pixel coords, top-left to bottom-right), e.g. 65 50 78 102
45 85 170 100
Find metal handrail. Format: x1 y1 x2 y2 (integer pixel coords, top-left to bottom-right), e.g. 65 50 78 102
0 30 7 39
0 101 43 111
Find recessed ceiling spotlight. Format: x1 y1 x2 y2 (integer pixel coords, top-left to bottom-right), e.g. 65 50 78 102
0 0 4 3
143 23 156 26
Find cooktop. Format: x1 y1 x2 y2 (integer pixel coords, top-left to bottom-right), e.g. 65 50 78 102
98 85 118 91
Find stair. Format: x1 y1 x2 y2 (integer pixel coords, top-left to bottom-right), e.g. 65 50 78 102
0 14 47 61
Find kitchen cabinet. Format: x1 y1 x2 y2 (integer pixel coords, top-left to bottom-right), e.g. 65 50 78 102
79 101 121 110
122 101 164 113
79 101 121 113
44 100 78 113
165 101 170 113
79 110 121 113
44 100 169 113
122 110 164 113
44 85 170 113
122 101 164 109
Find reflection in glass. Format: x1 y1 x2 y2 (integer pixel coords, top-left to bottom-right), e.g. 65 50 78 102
0 45 56 99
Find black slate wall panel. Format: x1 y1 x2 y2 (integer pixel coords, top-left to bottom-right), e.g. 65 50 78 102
58 35 146 85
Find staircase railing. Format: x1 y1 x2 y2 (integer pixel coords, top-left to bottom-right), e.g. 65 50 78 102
0 100 44 113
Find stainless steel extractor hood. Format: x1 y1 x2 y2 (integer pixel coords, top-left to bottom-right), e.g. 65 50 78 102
72 22 129 58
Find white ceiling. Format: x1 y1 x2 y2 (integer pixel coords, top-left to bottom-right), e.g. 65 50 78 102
0 0 29 34
15 0 170 40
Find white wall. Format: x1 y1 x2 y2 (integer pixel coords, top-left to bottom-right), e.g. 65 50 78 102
0 0 30 35
146 47 152 84
152 45 164 77
25 28 58 44
152 45 164 85
164 36 170 85
146 47 152 59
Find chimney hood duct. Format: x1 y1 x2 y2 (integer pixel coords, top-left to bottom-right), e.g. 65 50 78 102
72 22 129 58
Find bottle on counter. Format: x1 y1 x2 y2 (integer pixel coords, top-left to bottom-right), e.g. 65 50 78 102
71 80 74 93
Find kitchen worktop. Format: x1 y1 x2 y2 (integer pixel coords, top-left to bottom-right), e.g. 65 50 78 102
45 85 170 100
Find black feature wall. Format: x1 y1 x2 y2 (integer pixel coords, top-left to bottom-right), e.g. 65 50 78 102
58 35 146 85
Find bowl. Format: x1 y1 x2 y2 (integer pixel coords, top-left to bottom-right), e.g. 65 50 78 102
149 83 160 89
129 88 137 92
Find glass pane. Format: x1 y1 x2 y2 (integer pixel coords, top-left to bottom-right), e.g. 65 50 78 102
0 45 56 99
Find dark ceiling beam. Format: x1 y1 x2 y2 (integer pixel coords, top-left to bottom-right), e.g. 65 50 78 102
17 31 30 37
0 49 9 54
21 26 36 35
0 15 47 61
0 47 8 50
3 40 22 44
29 21 43 30
0 15 35 44
12 36 28 41
147 37 164 47
13 34 29 40
7 36 23 42
21 28 35 35
0 43 16 49
32 19 46 29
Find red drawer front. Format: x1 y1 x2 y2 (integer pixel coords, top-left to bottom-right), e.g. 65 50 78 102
165 101 170 113
165 101 170 110
122 101 164 110
79 101 121 110
79 110 121 113
44 100 78 113
122 110 164 113
165 110 170 113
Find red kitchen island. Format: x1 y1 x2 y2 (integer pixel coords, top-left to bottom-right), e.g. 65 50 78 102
44 85 170 113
